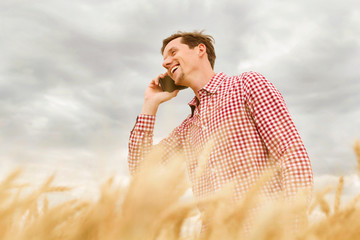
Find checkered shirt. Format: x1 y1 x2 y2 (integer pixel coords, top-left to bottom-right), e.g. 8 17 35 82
128 72 313 201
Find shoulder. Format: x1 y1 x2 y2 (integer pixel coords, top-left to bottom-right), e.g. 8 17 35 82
224 71 270 92
228 72 282 102
237 71 268 83
222 71 269 86
235 71 276 91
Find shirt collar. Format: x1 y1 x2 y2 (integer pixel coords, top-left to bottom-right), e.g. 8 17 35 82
187 72 226 116
201 72 226 94
188 95 198 107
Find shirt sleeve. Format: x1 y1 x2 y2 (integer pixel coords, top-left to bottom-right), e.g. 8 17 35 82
128 114 184 176
243 72 313 199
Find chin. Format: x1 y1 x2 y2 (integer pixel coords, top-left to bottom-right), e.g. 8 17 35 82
176 73 186 85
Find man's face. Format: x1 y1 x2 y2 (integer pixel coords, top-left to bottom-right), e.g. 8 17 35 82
162 37 199 85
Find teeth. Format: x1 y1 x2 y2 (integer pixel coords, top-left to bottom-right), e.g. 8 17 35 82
171 65 179 74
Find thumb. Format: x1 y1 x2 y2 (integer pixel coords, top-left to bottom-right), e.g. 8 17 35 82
158 89 180 104
169 89 180 99
167 89 180 99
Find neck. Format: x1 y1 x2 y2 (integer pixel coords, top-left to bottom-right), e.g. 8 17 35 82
188 70 216 100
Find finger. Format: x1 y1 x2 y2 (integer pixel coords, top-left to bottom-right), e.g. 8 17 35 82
155 75 163 86
159 71 169 79
151 77 159 87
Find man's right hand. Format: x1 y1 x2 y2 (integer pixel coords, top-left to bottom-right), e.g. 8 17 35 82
141 73 179 115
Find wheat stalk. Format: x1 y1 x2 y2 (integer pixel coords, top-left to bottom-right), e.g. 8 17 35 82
334 176 344 213
354 139 360 176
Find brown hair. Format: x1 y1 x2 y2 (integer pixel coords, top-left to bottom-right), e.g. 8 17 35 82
161 31 216 69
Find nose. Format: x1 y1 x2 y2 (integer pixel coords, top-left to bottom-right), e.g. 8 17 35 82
162 56 172 69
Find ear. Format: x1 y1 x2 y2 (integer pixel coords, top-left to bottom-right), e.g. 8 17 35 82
197 43 206 57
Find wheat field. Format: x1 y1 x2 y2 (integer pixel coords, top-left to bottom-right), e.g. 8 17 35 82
1 141 360 240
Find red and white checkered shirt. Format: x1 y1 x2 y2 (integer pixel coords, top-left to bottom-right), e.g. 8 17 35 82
128 72 313 201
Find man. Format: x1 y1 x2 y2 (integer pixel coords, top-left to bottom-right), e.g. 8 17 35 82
128 31 313 220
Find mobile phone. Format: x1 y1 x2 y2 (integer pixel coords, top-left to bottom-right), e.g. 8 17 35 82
159 76 188 92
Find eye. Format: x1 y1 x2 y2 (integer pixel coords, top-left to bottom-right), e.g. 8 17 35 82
171 50 176 56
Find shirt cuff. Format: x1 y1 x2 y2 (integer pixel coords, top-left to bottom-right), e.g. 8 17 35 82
133 114 156 132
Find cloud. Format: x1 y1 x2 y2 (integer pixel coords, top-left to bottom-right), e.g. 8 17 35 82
0 0 359 178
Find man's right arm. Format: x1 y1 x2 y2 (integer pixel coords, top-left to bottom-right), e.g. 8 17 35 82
128 114 156 175
128 113 186 175
128 74 179 175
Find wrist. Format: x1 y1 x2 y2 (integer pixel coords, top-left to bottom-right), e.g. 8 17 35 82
141 100 159 115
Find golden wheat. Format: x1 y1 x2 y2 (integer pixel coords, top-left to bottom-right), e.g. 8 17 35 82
334 176 344 213
354 139 360 176
1 141 360 239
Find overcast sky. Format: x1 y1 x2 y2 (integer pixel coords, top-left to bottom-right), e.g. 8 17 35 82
1 0 360 189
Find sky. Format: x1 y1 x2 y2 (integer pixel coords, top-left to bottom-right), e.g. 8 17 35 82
1 0 360 194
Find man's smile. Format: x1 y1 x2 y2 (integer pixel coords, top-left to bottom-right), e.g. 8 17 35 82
171 65 179 75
